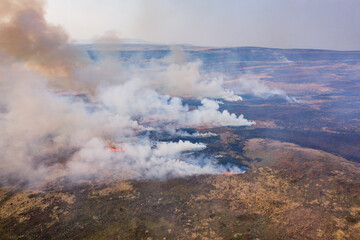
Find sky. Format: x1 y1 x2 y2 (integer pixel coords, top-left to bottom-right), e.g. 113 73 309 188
45 0 360 50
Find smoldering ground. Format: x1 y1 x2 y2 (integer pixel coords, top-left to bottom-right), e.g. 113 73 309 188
0 0 293 185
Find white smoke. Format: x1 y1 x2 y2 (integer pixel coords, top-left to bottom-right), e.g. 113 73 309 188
231 74 298 102
0 0 259 183
149 59 243 101
0 56 251 182
174 130 217 138
153 140 206 157
66 139 242 180
0 0 302 184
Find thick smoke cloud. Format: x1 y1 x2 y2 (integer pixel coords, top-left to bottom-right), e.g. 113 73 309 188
0 0 84 80
0 0 292 184
147 49 243 101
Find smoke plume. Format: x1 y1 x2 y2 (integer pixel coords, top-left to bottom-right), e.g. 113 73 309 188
229 74 298 102
0 0 259 184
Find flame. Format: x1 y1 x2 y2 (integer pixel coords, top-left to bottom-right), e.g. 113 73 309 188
105 146 125 152
219 172 237 175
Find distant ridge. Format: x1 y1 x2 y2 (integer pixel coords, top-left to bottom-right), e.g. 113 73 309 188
118 38 161 45
74 38 161 45
74 39 360 53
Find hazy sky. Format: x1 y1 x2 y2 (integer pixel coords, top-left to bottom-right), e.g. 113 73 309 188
45 0 360 50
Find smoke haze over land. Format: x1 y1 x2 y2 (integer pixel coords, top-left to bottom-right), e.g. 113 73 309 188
0 0 296 184
46 0 360 50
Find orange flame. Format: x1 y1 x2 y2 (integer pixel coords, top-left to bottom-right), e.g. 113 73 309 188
105 146 125 152
219 172 237 175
